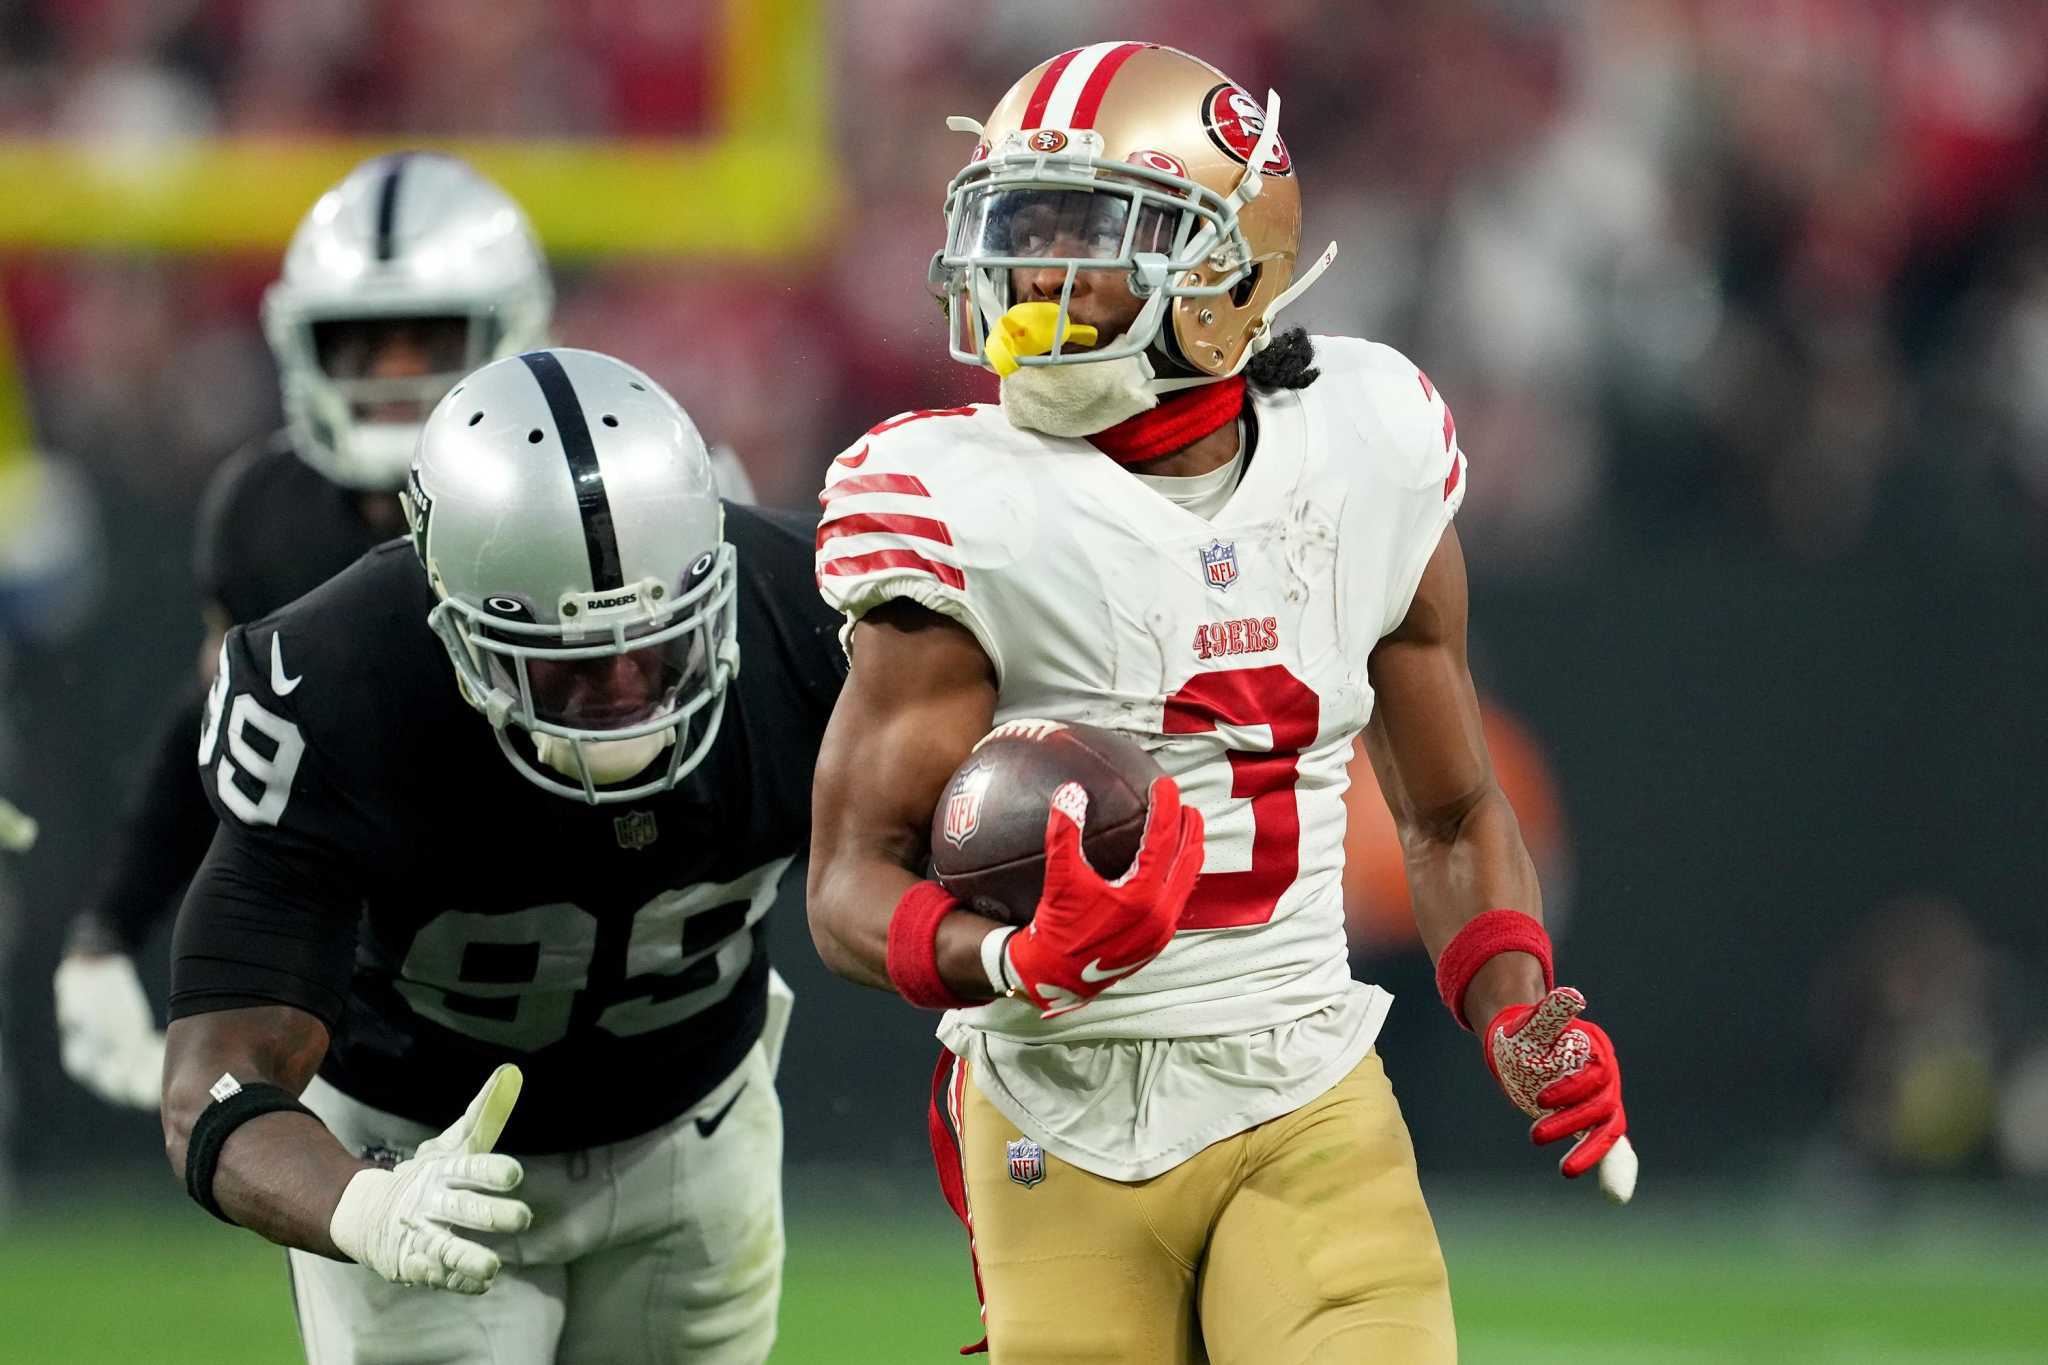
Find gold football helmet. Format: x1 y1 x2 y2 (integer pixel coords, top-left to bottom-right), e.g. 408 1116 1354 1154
932 42 1335 381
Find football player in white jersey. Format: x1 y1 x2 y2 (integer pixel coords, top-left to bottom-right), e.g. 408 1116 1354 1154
808 42 1635 1365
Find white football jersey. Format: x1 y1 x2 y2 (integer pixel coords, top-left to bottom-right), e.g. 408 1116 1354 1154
817 335 1467 1176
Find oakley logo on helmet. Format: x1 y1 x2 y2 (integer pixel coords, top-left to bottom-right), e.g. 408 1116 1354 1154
1028 128 1070 153
1127 149 1188 177
679 551 718 594
1201 84 1293 175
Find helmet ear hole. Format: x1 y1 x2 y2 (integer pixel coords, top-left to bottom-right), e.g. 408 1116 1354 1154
1231 264 1261 309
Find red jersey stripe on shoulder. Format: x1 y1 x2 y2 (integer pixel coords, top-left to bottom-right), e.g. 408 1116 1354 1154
816 511 956 551
833 445 869 469
869 407 976 436
819 472 932 508
1022 49 1083 128
821 547 966 591
1069 42 1147 128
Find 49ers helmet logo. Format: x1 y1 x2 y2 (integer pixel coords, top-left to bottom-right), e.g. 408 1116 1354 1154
1028 128 1070 153
1201 84 1292 175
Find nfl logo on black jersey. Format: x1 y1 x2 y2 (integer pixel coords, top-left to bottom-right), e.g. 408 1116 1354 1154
614 810 659 850
1199 540 1239 591
1007 1137 1046 1189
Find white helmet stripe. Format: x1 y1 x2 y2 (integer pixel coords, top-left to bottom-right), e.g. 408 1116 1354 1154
1038 41 1137 128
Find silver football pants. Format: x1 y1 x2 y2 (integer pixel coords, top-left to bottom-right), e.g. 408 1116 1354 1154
287 971 793 1365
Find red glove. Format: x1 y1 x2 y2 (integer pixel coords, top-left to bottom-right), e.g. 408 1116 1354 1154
1004 777 1205 1018
1485 987 1632 1189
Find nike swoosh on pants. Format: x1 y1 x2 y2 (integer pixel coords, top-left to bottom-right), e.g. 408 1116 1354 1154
694 1081 748 1139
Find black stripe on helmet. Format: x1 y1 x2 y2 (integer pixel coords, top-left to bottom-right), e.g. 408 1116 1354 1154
518 351 624 591
374 153 412 262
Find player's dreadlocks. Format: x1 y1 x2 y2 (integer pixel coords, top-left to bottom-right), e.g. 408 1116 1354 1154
1245 326 1319 390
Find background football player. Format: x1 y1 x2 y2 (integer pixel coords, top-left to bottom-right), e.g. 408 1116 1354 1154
52 152 764 1114
54 152 554 1110
808 42 1633 1363
161 348 841 1363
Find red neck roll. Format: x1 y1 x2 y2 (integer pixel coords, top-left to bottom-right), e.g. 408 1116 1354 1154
1087 375 1246 466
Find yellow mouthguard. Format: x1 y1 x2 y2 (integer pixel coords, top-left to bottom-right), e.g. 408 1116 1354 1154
983 303 1098 376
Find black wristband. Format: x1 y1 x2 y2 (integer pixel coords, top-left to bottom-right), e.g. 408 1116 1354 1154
184 1081 314 1225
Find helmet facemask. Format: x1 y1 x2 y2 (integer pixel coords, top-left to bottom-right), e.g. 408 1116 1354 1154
423 541 741 805
933 131 1253 380
269 299 532 492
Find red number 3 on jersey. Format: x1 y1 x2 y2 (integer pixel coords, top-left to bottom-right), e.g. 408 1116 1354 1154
1164 665 1320 930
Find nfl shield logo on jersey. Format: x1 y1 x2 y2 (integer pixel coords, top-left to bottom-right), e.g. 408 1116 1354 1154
941 763 993 848
613 810 659 850
1200 540 1239 591
1007 1137 1046 1189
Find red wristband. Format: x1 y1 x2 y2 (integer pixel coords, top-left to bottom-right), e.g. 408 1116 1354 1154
1434 909 1555 1031
887 881 975 1011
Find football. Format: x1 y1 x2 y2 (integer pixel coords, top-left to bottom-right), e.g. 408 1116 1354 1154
930 719 1166 926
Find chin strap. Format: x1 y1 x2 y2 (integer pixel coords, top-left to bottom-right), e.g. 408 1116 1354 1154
1213 89 1340 380
1088 375 1245 465
1218 240 1340 380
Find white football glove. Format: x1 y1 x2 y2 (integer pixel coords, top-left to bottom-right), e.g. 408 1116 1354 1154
54 953 166 1110
329 1063 532 1294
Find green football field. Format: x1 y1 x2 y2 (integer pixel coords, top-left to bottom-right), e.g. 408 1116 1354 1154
4 1175 2044 1363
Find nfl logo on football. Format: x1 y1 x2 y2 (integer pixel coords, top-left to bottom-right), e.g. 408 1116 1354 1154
942 763 993 848
1007 1137 1046 1189
1200 540 1239 591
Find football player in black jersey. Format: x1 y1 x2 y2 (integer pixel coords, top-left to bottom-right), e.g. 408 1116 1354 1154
162 349 842 1364
56 152 554 1108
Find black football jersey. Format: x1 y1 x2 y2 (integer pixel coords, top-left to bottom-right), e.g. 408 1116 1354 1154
195 431 393 626
170 503 846 1152
76 434 394 953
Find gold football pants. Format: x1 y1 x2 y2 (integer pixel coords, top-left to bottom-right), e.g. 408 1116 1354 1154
954 1049 1455 1365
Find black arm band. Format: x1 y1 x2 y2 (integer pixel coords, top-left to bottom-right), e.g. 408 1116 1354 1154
184 1083 315 1225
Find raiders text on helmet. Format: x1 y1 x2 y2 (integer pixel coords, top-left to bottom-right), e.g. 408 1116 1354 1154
264 153 554 491
404 348 739 804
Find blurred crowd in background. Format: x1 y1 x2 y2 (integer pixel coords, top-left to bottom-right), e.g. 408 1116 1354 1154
2 0 2046 552
2 0 2046 1198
